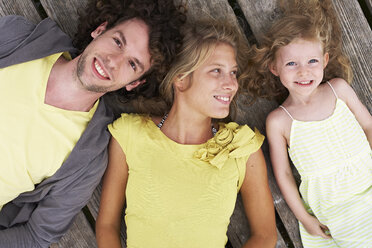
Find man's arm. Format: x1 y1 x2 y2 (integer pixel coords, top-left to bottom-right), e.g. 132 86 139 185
0 152 108 248
0 99 113 248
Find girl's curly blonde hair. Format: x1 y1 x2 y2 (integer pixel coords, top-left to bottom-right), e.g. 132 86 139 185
244 0 352 103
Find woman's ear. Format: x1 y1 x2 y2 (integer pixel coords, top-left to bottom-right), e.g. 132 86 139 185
174 74 187 92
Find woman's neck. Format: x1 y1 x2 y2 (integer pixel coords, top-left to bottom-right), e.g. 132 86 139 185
159 105 214 145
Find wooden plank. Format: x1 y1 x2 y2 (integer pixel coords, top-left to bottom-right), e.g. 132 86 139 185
0 0 41 23
50 211 97 248
366 0 372 16
176 0 239 26
331 0 372 111
39 0 88 38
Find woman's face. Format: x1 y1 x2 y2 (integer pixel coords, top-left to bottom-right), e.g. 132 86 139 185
177 43 238 119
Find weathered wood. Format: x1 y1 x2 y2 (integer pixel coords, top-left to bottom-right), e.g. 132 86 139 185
0 0 41 23
39 0 88 38
50 211 97 248
366 0 372 16
331 0 372 111
175 0 239 26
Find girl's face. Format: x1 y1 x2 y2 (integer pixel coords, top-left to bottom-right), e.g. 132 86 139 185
176 43 238 119
269 38 329 97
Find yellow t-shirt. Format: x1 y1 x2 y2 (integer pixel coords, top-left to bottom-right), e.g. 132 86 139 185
0 53 98 209
108 113 264 248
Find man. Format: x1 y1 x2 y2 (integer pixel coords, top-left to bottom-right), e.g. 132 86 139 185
0 0 185 247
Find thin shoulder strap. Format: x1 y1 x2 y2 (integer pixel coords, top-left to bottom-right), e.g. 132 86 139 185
279 105 294 120
326 81 338 98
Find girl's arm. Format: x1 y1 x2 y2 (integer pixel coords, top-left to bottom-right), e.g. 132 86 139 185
240 148 277 248
330 78 372 147
266 111 331 239
96 137 128 248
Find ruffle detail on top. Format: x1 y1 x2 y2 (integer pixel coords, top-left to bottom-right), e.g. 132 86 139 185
194 122 264 169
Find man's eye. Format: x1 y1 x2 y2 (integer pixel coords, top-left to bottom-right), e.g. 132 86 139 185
129 61 137 71
286 62 295 66
113 38 121 48
309 59 318 63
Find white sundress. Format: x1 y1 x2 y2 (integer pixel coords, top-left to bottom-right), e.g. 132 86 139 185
280 82 372 247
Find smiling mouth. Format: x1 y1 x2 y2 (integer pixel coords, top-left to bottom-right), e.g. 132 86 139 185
94 59 109 79
214 95 231 103
295 80 313 85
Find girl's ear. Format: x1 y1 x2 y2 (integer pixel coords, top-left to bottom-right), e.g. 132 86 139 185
91 21 108 38
323 52 329 68
269 62 279 76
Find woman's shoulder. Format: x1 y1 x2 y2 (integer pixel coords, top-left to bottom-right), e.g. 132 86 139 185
111 113 150 129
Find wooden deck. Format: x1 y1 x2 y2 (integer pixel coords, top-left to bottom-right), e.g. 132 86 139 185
1 0 371 247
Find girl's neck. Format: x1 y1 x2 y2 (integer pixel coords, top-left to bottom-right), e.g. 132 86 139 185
159 105 214 145
286 86 321 106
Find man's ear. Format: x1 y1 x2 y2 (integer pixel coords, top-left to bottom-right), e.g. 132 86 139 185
125 79 146 91
269 62 279 76
91 21 108 38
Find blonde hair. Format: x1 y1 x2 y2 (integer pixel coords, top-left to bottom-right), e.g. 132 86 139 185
245 0 352 102
160 19 249 108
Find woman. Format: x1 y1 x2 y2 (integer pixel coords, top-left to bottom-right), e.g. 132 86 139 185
96 19 277 248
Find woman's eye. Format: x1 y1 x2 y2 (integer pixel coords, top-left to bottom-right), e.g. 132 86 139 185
113 38 122 48
212 68 220 73
286 62 295 66
231 70 238 77
309 59 318 63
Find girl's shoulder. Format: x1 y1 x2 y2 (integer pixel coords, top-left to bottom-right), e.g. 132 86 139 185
266 106 292 140
327 78 354 101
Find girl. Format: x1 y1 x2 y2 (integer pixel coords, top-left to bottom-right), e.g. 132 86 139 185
96 20 277 248
247 0 372 247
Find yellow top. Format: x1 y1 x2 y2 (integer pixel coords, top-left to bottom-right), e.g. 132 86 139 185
108 113 264 248
0 53 98 209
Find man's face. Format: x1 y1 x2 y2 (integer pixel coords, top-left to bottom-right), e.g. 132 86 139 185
75 18 151 93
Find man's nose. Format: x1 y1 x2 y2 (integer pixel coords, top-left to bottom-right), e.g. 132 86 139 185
106 53 124 70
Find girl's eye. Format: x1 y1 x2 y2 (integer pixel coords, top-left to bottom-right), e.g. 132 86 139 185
231 70 238 77
129 60 137 71
286 62 296 66
113 38 122 48
309 59 319 63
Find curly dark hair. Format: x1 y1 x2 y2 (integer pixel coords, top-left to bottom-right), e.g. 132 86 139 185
73 0 186 109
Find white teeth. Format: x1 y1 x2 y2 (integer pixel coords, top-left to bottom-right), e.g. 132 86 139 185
214 96 230 102
297 80 312 85
94 60 107 78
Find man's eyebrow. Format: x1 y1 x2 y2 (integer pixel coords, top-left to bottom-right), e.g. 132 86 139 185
116 31 145 73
